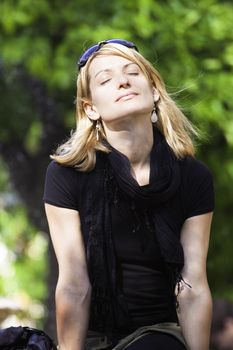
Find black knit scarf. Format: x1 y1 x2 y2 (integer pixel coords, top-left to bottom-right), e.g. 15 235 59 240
87 127 185 337
107 127 184 266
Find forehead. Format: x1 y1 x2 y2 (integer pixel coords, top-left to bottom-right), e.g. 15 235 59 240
88 55 137 76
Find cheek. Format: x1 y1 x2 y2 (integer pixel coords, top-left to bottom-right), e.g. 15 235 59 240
91 92 115 118
91 85 115 106
90 80 107 96
136 79 153 96
141 86 154 105
92 91 111 110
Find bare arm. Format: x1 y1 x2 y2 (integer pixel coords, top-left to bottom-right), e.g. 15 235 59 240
177 212 213 350
45 204 91 350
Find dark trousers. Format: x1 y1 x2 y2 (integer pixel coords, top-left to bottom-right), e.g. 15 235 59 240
124 332 186 350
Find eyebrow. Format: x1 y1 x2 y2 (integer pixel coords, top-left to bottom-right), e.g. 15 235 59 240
94 62 138 79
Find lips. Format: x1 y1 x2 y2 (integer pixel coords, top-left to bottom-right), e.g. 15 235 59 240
116 92 138 102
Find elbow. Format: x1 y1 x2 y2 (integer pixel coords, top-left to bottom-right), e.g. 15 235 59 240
55 282 92 341
56 281 92 312
176 279 212 306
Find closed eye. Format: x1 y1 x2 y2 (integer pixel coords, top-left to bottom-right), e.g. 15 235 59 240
100 78 111 85
128 72 139 75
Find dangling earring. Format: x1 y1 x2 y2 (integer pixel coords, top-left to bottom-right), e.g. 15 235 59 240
96 120 101 141
151 103 158 123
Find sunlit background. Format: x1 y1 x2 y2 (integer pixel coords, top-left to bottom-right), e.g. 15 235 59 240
0 0 233 342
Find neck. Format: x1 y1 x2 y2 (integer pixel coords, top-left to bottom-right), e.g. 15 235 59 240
103 117 154 168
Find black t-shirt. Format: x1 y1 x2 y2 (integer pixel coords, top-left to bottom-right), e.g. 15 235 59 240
44 156 214 217
43 155 214 329
110 192 177 328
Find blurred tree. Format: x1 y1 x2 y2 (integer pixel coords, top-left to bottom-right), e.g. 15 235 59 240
0 66 65 337
0 0 233 340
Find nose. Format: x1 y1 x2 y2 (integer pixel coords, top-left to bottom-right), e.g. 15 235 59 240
117 73 130 88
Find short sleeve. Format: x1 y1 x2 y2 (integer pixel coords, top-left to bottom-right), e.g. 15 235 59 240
43 161 79 210
182 157 215 219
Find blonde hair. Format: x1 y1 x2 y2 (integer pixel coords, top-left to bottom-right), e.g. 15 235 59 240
52 43 199 171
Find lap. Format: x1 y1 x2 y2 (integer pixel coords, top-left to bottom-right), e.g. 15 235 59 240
86 324 187 350
124 332 186 350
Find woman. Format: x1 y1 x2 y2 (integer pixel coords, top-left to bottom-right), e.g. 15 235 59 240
43 39 214 350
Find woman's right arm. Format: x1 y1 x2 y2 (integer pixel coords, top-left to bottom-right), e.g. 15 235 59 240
45 203 91 350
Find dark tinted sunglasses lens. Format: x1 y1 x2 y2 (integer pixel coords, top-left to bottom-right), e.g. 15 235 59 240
78 39 138 69
78 44 99 68
107 39 138 51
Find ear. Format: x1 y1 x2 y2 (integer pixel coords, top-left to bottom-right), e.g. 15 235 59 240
152 87 160 103
83 101 100 121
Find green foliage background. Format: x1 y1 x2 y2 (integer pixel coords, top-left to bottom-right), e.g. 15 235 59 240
0 0 233 327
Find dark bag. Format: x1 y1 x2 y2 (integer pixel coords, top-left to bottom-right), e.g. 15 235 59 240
0 326 57 350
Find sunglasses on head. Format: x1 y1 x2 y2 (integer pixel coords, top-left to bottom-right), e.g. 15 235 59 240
78 39 139 70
